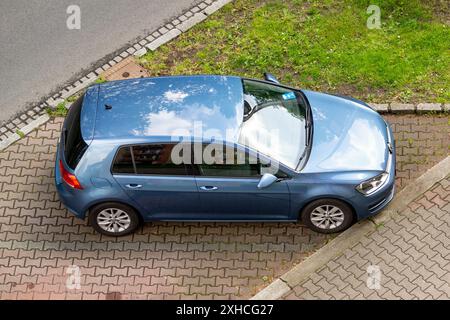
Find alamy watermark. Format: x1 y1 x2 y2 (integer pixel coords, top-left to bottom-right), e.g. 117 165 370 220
366 5 381 29
167 120 281 174
66 5 81 30
366 265 381 290
66 265 81 290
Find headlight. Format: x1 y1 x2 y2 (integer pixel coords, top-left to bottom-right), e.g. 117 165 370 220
356 172 388 195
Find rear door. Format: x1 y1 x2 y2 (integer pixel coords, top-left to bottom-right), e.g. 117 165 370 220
112 143 200 219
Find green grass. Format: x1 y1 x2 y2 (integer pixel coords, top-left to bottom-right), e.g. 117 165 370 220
15 129 25 139
66 94 80 103
46 92 84 117
95 76 107 84
139 0 449 103
46 101 69 117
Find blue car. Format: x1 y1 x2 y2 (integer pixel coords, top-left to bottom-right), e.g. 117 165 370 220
55 74 395 236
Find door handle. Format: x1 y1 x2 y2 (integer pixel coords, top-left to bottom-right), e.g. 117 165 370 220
125 184 142 189
200 186 218 191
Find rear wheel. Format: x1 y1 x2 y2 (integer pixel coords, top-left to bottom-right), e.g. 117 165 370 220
301 198 354 234
89 202 140 236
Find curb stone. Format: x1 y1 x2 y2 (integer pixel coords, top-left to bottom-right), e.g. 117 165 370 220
0 115 50 151
177 12 208 32
390 103 415 113
146 29 182 51
369 103 388 112
417 103 442 113
0 0 233 150
251 156 450 300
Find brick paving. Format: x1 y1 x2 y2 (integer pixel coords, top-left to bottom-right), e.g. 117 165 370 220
383 114 448 190
0 114 448 299
283 175 450 299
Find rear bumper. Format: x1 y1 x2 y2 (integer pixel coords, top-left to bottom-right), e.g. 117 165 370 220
55 181 86 219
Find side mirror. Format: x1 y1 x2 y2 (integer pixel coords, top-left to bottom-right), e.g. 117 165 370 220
263 72 280 84
257 173 278 189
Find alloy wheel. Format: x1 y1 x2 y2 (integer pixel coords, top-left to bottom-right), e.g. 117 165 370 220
310 205 345 230
96 208 131 233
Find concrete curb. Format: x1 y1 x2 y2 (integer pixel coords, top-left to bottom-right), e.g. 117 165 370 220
0 114 50 151
369 102 449 114
0 0 233 151
251 155 450 300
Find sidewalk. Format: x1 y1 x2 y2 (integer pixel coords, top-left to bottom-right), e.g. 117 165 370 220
0 114 448 299
0 119 328 299
282 175 450 299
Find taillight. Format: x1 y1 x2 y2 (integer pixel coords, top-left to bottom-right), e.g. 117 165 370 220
59 160 83 189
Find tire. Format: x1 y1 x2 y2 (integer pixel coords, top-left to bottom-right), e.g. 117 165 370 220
88 202 140 237
301 198 354 234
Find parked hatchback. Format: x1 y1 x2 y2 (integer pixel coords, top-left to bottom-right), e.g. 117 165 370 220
55 74 395 236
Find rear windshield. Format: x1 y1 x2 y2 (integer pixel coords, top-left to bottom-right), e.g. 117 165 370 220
64 96 87 169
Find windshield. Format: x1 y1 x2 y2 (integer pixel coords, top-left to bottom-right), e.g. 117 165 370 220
238 79 307 170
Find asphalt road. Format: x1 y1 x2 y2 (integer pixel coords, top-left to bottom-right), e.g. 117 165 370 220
0 0 202 125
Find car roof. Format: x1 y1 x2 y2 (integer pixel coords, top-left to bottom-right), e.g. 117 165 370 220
80 75 244 143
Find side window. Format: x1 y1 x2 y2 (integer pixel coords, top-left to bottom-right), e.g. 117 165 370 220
112 146 134 174
133 144 187 175
196 144 261 178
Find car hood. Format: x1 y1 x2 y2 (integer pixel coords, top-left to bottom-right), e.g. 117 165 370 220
301 90 389 173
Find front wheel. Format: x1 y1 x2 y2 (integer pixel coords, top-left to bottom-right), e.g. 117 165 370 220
301 199 354 234
89 202 140 236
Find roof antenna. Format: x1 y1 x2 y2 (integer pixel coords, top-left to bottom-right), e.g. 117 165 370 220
105 104 112 110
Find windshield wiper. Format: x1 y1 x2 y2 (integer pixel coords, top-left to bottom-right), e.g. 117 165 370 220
296 94 313 171
305 123 311 146
304 102 312 146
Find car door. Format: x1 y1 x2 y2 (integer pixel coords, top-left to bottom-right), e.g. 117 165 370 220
192 143 291 220
112 143 200 219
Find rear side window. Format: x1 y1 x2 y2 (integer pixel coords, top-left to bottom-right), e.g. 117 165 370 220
112 147 134 174
64 95 88 169
133 144 187 175
111 144 187 176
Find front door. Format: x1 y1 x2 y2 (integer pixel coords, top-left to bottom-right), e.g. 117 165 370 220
193 144 291 220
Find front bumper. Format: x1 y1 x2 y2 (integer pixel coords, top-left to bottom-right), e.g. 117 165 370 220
353 121 396 220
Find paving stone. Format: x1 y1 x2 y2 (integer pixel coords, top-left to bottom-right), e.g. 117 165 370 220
282 173 450 300
99 57 149 81
145 35 155 42
158 26 169 34
0 93 449 300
